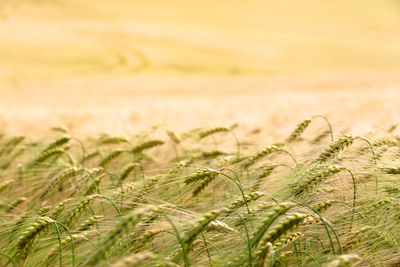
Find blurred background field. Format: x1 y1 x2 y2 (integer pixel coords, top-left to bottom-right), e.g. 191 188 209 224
0 0 400 136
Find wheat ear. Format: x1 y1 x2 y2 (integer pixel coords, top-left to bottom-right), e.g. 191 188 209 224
316 135 355 163
286 119 311 143
112 252 155 267
84 207 155 266
254 213 306 267
16 216 56 260
131 140 164 154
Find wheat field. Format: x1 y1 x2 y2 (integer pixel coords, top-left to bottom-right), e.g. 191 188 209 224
1 0 400 266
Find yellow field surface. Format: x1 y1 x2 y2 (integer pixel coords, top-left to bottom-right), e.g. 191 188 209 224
0 0 399 136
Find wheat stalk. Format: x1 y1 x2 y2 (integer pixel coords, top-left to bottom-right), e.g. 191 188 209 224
198 127 229 139
167 130 181 144
291 165 342 197
225 202 294 266
119 162 138 181
131 140 164 154
99 150 124 168
16 216 56 260
0 136 25 157
273 231 303 251
224 192 266 215
63 195 100 227
322 254 361 267
286 119 311 143
84 206 155 266
43 136 70 152
316 135 355 163
99 136 128 145
254 213 306 267
40 167 82 199
184 168 219 184
112 252 155 267
5 197 27 212
243 146 279 169
44 233 86 266
0 180 12 194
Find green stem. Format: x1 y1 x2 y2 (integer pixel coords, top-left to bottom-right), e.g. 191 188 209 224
355 137 376 165
267 242 274 267
70 137 86 169
234 211 252 267
219 168 250 215
229 129 241 159
54 221 75 267
343 168 357 231
277 149 298 167
292 250 318 266
54 223 62 267
201 233 212 267
100 196 122 216
162 211 190 267
173 144 180 162
297 203 341 254
308 235 325 251
0 251 17 267
355 137 377 194
312 115 334 142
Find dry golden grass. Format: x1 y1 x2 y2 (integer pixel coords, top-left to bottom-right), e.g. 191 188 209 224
0 0 400 137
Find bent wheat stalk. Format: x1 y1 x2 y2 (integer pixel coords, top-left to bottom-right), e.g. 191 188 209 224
84 207 155 266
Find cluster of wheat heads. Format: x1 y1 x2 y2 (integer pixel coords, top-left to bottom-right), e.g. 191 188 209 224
0 119 400 266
